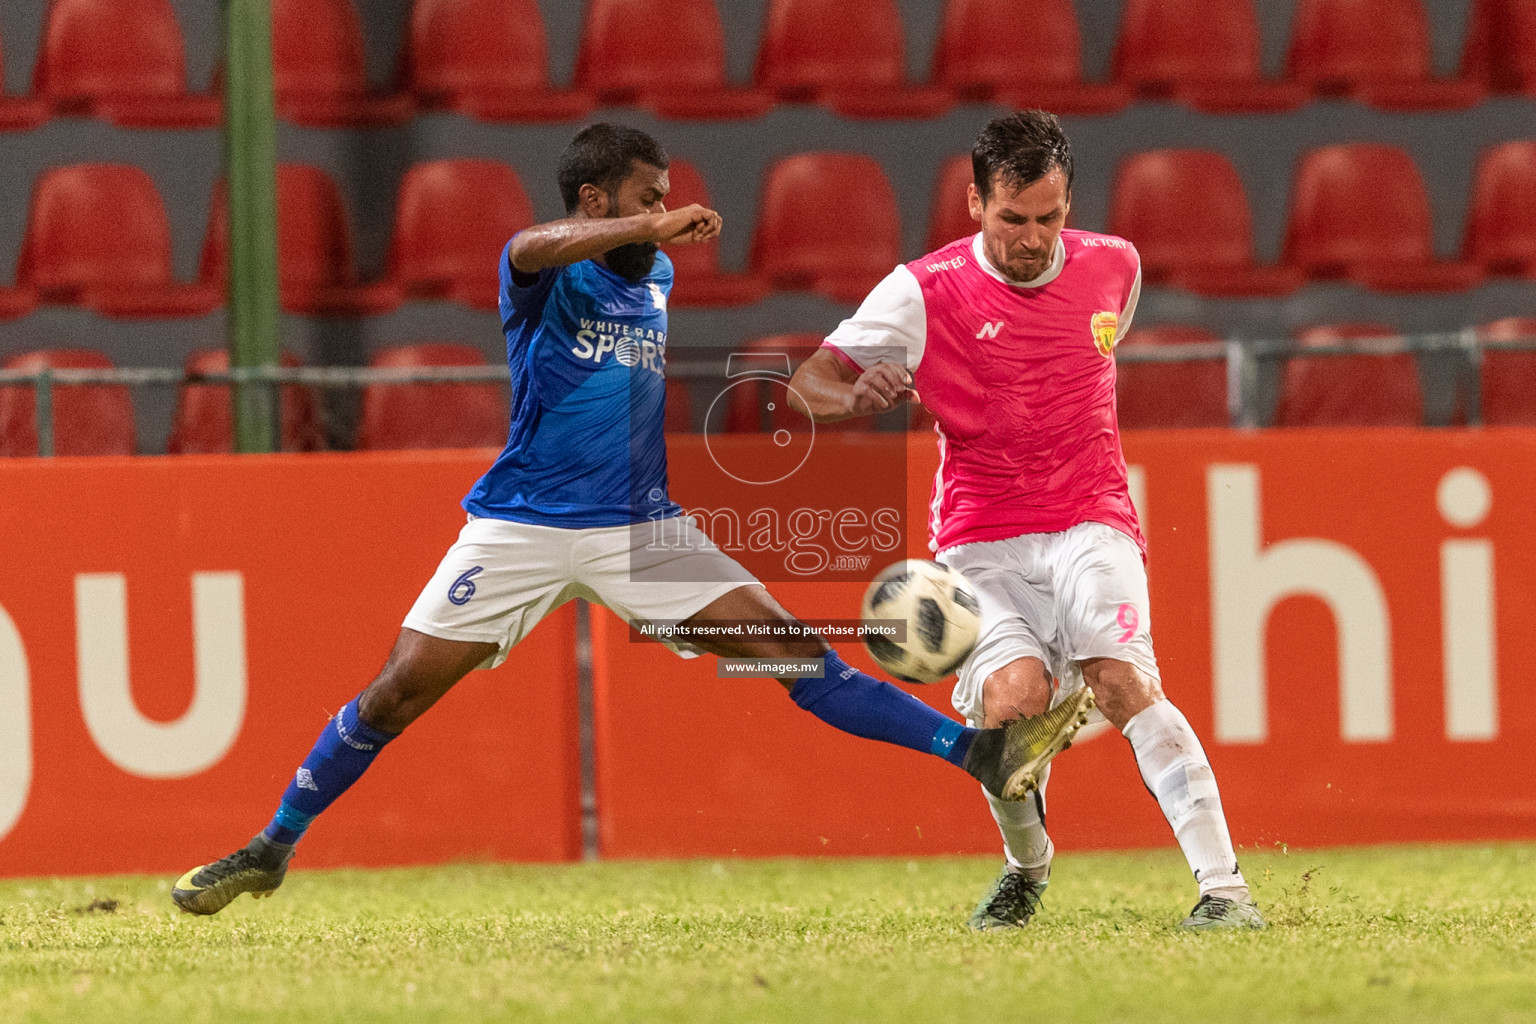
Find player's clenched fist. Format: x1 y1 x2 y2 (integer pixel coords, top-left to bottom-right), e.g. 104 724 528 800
848 361 915 415
651 204 722 245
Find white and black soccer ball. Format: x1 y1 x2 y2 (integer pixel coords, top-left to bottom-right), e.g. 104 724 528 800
859 559 982 684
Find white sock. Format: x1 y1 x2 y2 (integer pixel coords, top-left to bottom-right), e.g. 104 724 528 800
981 764 1052 881
1121 700 1247 898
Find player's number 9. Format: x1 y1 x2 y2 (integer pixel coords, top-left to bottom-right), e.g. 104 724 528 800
1116 603 1139 643
448 566 485 606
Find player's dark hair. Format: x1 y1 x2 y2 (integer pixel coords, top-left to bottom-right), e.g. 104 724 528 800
557 123 669 213
971 110 1074 204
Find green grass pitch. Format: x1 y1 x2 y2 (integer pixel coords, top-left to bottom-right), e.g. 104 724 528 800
3 843 1535 1023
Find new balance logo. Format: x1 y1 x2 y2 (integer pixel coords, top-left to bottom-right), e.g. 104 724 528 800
295 768 319 792
976 321 1005 340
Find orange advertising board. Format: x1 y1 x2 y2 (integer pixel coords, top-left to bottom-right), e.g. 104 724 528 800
0 452 581 875
594 430 1536 856
1 430 1533 876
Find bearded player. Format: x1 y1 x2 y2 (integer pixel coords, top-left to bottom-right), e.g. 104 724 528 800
789 111 1265 931
169 123 1083 916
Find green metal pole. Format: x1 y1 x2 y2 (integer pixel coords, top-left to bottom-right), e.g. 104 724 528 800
225 0 280 453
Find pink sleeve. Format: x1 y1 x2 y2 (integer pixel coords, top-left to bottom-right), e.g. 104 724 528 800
819 340 866 372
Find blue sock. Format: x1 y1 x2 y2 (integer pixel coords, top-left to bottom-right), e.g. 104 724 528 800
261 696 397 846
790 650 976 767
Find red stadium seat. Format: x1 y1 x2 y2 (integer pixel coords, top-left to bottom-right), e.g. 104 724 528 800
168 348 325 454
750 153 901 304
1463 0 1536 96
272 0 412 127
927 153 1081 254
386 159 534 311
17 164 220 318
755 0 952 119
0 24 48 131
1463 140 1536 278
665 377 694 433
1478 317 1536 425
33 0 220 128
1282 144 1483 292
355 343 508 450
200 164 403 316
0 349 134 456
403 0 592 122
1286 0 1485 110
1114 326 1228 429
931 0 1129 115
1112 0 1309 113
717 334 863 434
926 154 976 253
661 160 769 307
575 0 772 120
1109 150 1303 297
1274 323 1423 427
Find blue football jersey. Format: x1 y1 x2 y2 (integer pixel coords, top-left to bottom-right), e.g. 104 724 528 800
462 243 681 527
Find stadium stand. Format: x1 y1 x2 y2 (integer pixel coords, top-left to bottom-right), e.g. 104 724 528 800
930 0 1129 115
167 348 325 454
925 154 976 253
0 0 1528 449
1286 0 1485 110
754 0 953 119
1478 317 1536 426
749 152 901 304
17 164 220 318
1112 0 1308 113
1109 149 1304 297
1274 323 1425 427
354 343 508 450
386 159 533 311
0 348 135 456
1114 325 1229 429
200 164 403 317
1463 140 1536 278
1462 0 1536 96
660 159 770 307
574 0 773 120
271 0 413 127
1282 144 1484 293
33 0 220 129
402 0 592 122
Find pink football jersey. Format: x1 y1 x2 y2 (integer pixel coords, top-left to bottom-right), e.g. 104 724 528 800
824 230 1144 554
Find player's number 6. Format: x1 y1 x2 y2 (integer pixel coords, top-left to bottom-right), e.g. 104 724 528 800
448 566 485 606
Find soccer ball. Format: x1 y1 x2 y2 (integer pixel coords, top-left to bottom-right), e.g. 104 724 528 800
859 559 982 684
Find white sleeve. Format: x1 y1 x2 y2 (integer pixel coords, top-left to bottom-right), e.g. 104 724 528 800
1116 255 1142 341
822 265 927 373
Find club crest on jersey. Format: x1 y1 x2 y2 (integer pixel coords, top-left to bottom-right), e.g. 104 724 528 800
1091 311 1118 356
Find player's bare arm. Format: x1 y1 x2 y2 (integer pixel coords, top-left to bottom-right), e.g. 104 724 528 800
509 204 721 272
787 348 915 422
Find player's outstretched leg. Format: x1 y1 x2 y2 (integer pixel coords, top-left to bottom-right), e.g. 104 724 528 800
173 630 496 915
960 686 1095 799
787 651 1093 800
173 695 396 915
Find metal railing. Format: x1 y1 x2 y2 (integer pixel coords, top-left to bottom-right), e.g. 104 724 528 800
2 331 1534 455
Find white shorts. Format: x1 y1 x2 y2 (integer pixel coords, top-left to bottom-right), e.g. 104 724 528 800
939 521 1159 726
403 515 759 670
